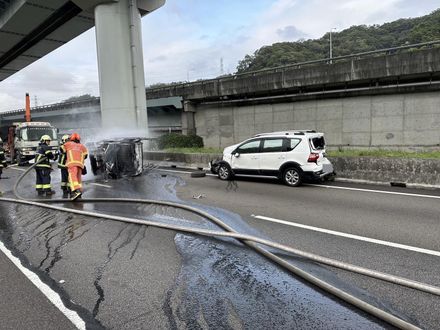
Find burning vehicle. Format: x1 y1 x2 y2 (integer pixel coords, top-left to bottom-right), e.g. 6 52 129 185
88 138 144 179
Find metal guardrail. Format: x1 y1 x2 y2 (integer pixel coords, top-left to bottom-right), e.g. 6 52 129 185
0 96 100 117
147 40 440 92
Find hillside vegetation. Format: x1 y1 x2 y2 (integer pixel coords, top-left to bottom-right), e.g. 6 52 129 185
236 9 440 73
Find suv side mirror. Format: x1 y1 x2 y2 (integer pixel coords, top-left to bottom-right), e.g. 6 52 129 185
234 152 240 158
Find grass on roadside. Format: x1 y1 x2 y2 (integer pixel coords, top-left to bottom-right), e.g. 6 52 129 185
160 147 440 159
327 149 440 159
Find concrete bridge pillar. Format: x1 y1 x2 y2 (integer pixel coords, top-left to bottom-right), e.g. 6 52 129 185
182 100 196 135
77 0 165 136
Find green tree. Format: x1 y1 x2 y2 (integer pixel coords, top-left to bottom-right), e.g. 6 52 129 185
236 9 440 73
63 94 95 102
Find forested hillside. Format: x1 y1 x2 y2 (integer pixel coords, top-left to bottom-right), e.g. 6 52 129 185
236 9 440 73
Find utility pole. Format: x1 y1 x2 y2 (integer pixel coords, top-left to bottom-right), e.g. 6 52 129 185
34 95 38 107
220 57 224 75
329 28 336 64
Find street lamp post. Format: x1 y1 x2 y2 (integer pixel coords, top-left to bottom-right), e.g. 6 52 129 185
329 28 336 64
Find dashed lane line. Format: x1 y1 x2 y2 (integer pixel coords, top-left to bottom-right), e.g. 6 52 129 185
307 184 440 200
0 240 86 330
159 168 440 200
251 215 440 257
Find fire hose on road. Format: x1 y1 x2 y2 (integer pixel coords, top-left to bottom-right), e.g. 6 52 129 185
1 160 439 329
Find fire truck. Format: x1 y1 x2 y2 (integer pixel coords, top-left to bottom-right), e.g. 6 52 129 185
7 122 59 165
5 93 59 165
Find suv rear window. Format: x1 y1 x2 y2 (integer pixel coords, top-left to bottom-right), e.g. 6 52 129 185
310 137 325 150
286 138 301 151
262 139 283 153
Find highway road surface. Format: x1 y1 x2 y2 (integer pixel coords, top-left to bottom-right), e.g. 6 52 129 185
0 164 439 329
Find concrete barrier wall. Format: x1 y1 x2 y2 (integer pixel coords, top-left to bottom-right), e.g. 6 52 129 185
195 92 440 150
144 151 440 186
329 157 440 186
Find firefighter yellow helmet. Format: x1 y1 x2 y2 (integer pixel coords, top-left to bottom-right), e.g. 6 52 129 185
62 135 70 143
40 135 51 142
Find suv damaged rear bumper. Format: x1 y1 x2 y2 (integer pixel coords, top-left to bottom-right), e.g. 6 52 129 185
303 169 336 182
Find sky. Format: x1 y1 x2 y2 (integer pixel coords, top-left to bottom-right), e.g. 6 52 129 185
0 0 439 112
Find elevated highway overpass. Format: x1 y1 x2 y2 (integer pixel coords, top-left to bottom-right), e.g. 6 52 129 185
0 96 182 138
146 44 440 149
146 43 440 102
0 0 92 81
2 44 440 149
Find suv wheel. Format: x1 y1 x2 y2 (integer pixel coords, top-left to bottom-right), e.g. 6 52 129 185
218 164 232 180
283 167 302 187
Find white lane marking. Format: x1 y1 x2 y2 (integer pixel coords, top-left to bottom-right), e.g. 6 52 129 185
251 215 440 257
0 240 86 330
160 168 440 200
307 184 440 200
87 183 112 189
9 167 26 172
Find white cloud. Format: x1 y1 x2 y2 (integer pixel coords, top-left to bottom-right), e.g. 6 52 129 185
0 0 439 112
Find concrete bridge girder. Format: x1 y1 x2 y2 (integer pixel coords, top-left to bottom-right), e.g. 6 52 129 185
72 0 165 13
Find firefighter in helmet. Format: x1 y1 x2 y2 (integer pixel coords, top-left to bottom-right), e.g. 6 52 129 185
35 135 56 196
58 134 70 198
61 132 88 200
0 138 7 179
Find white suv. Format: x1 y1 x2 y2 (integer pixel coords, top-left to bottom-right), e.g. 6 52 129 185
215 130 335 187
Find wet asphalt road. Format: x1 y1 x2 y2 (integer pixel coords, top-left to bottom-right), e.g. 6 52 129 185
0 248 77 330
173 170 440 330
0 164 438 329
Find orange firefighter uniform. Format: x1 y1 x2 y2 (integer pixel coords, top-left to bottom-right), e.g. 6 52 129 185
61 134 88 198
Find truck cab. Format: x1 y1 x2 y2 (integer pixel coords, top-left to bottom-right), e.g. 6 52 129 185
8 122 59 165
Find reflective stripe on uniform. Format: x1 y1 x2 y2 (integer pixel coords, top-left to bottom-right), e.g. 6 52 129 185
68 171 82 191
35 184 44 189
36 164 51 168
58 153 66 168
42 184 51 189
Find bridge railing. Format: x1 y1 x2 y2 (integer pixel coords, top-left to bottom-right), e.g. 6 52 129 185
0 97 100 117
147 40 440 93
